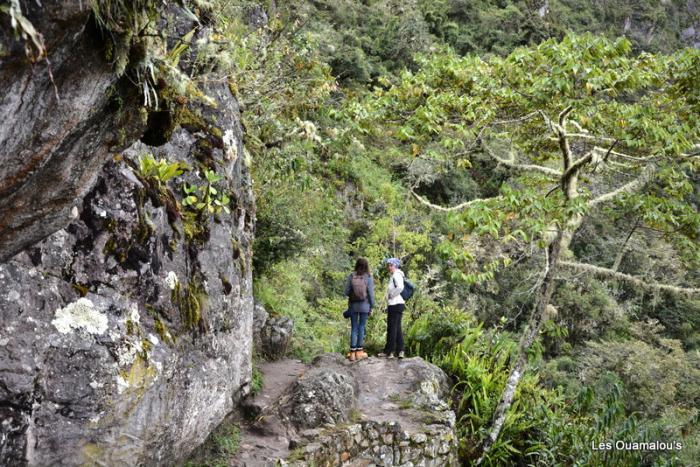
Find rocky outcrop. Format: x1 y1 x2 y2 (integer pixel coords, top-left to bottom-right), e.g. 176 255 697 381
0 0 148 261
284 355 357 430
0 2 256 466
253 301 293 360
233 354 458 466
0 86 255 464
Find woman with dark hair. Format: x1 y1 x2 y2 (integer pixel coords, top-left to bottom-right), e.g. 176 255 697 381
344 257 375 361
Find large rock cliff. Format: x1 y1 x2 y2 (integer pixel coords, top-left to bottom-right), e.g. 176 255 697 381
0 1 255 465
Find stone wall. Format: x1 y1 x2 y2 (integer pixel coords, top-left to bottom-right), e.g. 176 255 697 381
294 419 457 467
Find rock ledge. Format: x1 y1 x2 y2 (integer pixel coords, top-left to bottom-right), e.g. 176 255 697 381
234 354 458 466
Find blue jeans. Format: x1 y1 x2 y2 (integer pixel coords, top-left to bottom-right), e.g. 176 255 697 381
350 311 369 349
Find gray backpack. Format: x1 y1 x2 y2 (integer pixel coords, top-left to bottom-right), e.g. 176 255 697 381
350 274 367 301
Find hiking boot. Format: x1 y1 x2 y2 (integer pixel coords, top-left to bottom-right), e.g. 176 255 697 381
347 350 357 361
397 351 405 359
355 349 368 360
377 352 389 358
387 353 395 359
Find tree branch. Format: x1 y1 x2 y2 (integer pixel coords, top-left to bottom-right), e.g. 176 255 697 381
612 219 639 272
557 106 574 170
588 165 656 207
481 142 562 177
559 261 700 295
561 150 594 186
410 189 502 212
558 105 573 127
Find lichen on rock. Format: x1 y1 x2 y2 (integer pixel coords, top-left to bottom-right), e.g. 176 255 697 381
51 298 109 335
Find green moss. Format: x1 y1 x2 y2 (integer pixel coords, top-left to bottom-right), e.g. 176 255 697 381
117 355 158 419
154 317 174 346
251 365 263 396
104 217 118 232
174 104 207 132
210 126 223 139
219 273 232 295
171 279 208 334
239 256 247 276
144 303 157 317
103 238 118 255
82 442 104 465
72 282 89 297
182 211 208 244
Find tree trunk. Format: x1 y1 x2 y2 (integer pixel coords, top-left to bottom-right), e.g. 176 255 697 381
476 231 564 464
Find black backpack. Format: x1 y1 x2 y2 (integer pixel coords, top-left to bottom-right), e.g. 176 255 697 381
393 276 415 301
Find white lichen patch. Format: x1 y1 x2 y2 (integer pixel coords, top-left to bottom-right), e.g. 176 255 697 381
52 298 109 335
147 333 159 346
223 129 239 162
89 381 103 389
127 303 140 324
115 340 142 367
7 290 20 302
165 271 179 290
116 375 129 394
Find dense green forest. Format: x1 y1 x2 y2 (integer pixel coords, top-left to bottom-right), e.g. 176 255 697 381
207 0 699 465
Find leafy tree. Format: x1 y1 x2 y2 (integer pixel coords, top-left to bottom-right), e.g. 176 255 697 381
351 33 700 461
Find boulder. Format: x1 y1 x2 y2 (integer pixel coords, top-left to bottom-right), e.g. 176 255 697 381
252 300 269 354
260 316 294 360
284 354 357 429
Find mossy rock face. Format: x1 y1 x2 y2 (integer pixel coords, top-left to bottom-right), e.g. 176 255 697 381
0 6 255 467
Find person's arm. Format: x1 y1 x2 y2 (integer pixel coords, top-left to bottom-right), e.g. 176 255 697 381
387 272 404 298
367 275 376 310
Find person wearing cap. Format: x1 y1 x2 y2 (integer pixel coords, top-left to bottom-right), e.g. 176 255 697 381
344 257 375 361
378 257 406 359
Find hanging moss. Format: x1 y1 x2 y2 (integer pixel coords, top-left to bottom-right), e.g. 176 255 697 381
154 317 174 346
171 278 208 335
126 319 137 336
140 339 153 357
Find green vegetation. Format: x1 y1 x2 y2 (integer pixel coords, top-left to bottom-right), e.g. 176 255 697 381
224 2 699 464
182 170 231 215
251 364 263 396
185 419 241 467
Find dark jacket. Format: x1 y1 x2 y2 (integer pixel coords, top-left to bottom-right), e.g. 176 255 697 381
344 273 376 313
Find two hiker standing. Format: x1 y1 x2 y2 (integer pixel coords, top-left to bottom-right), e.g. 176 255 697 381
344 258 375 361
345 257 409 361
